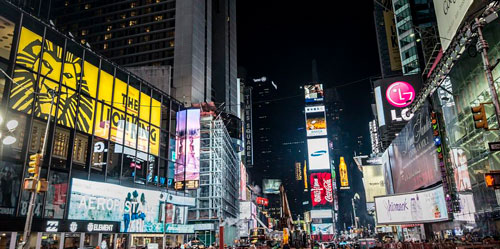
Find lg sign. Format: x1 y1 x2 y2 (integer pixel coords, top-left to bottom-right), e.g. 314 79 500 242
386 81 415 108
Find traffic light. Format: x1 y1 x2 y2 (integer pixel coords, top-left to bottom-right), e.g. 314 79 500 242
485 171 500 189
471 104 488 129
28 153 41 179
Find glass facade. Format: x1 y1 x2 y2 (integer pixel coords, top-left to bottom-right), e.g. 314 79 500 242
0 1 183 222
436 20 500 233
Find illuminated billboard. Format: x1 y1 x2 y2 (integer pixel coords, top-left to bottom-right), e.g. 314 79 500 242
310 209 333 219
390 102 440 193
449 148 472 192
240 162 247 201
304 84 324 103
375 185 449 225
311 223 334 235
307 138 330 170
339 157 349 189
310 172 334 207
68 179 195 233
10 27 161 155
362 165 386 202
263 179 282 194
174 109 201 190
305 106 327 137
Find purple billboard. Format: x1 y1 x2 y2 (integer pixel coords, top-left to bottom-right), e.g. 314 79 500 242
390 102 440 193
174 109 200 190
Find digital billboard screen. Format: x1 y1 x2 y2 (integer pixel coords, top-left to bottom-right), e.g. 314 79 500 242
375 185 449 224
310 172 334 207
449 148 472 192
307 138 330 170
305 106 327 137
263 179 282 194
311 223 334 235
174 109 200 190
304 84 324 103
68 179 195 233
390 102 440 193
362 165 386 202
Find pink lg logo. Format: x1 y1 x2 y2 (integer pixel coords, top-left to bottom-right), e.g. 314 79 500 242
386 81 415 108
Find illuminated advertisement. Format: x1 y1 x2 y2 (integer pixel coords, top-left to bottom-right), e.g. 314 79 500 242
304 84 324 103
310 172 334 207
240 162 247 201
10 27 160 155
295 162 302 181
339 157 349 189
362 165 386 202
310 209 333 219
373 75 422 146
174 109 201 190
390 102 440 193
384 145 395 195
375 185 449 225
453 193 476 223
307 138 330 170
256 197 269 206
263 179 282 194
311 223 334 235
449 148 472 192
305 106 327 137
68 179 195 233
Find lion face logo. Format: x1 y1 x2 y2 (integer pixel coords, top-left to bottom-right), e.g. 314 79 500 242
10 27 93 133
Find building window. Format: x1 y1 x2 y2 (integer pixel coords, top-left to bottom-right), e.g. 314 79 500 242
104 33 112 40
73 133 88 165
52 127 70 159
44 171 68 219
106 25 112 32
129 20 137 26
81 29 88 36
29 120 47 153
128 39 133 45
130 11 137 17
154 15 163 21
130 2 136 8
84 4 91 9
103 43 108 50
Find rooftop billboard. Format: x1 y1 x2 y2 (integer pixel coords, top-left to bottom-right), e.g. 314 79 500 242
304 84 324 103
307 138 330 171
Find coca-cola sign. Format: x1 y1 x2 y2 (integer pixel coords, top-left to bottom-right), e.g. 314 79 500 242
310 172 334 207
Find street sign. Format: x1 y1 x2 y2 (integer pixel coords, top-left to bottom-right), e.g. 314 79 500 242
489 142 500 151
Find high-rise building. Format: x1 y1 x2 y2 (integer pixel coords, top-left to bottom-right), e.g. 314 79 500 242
37 0 238 115
248 77 277 183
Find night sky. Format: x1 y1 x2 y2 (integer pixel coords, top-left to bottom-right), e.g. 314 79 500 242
237 1 381 216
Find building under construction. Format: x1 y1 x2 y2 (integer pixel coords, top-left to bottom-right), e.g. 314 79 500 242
188 103 240 244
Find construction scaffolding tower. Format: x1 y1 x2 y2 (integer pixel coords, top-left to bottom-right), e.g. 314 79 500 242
189 114 239 224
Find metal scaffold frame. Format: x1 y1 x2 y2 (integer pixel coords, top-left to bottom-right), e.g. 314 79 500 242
191 115 239 224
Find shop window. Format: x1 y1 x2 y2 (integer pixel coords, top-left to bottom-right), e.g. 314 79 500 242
0 161 22 216
52 127 70 159
3 111 27 160
72 133 88 168
147 154 158 185
107 142 123 181
29 120 47 153
89 137 107 181
130 150 148 184
44 171 68 218
167 161 174 188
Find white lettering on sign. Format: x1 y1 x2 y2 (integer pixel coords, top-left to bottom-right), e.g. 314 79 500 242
391 108 413 122
87 222 114 232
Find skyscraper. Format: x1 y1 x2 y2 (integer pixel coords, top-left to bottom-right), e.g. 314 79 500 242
47 0 238 114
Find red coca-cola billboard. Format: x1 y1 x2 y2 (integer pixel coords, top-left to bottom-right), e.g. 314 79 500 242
310 172 334 207
256 197 269 206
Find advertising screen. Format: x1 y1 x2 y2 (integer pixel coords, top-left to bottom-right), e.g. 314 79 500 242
390 103 440 193
311 209 333 219
305 106 327 137
307 138 330 170
449 148 472 192
311 223 334 235
240 162 247 201
304 84 324 103
453 193 476 223
373 75 422 130
263 179 282 194
310 172 334 207
68 179 195 233
10 27 160 156
174 109 200 190
362 165 386 202
375 186 449 224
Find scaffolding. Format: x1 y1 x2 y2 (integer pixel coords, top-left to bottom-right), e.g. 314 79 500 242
189 114 239 224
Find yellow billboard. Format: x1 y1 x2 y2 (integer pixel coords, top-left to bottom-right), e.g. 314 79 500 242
9 27 160 156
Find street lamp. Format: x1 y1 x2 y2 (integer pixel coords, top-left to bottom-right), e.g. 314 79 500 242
0 113 19 145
